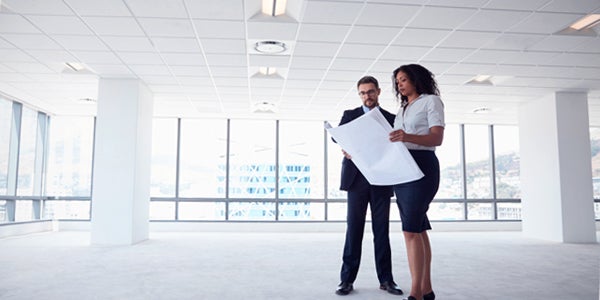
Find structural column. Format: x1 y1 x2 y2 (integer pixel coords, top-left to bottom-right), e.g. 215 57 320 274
91 78 153 245
519 91 596 243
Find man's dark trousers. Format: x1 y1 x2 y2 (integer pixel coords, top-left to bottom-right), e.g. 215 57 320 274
340 172 393 284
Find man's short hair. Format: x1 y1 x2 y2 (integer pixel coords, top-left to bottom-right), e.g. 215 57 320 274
357 76 379 89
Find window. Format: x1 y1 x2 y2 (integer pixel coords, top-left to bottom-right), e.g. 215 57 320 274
229 120 275 199
150 118 178 197
326 119 346 200
464 125 492 199
591 127 600 200
0 98 11 195
16 107 38 196
591 127 600 220
494 126 520 199
436 124 463 199
279 120 324 199
46 116 94 196
179 119 227 198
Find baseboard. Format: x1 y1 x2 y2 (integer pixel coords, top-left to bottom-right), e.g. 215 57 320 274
0 219 55 238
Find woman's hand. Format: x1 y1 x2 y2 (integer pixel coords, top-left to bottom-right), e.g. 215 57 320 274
389 129 408 142
389 126 444 146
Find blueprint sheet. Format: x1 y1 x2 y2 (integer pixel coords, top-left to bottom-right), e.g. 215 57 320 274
326 107 424 185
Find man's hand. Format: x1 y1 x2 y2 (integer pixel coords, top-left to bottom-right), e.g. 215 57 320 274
342 149 352 159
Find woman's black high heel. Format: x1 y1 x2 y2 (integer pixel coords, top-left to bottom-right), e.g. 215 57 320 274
423 291 435 300
404 291 434 300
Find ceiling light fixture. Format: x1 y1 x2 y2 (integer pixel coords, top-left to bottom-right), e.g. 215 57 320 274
65 62 85 72
465 75 493 86
569 14 600 30
254 41 286 54
259 67 277 75
262 0 287 16
253 101 277 113
77 97 97 103
472 107 491 114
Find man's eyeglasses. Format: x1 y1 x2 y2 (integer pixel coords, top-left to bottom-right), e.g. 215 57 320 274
358 89 377 97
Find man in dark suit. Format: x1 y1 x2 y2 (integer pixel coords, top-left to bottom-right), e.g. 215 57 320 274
335 76 403 296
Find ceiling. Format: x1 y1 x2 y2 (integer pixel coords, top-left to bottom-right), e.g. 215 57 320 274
0 0 599 125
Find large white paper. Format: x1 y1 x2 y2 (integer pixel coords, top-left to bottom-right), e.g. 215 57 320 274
326 107 424 185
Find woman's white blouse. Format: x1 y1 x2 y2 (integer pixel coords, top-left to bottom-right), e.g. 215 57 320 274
393 94 445 151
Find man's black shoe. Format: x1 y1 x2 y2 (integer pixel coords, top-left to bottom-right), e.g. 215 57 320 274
379 281 403 295
335 282 353 295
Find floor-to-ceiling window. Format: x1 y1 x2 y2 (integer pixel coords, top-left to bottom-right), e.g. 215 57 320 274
11 97 600 223
228 119 276 220
178 119 227 220
278 120 325 221
591 127 600 219
149 118 178 220
493 125 521 220
432 124 464 220
0 97 11 222
43 116 94 220
14 107 38 221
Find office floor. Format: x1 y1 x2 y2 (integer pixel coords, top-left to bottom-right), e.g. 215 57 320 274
0 230 599 300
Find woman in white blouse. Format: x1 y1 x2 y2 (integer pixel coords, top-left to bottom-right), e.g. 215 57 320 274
389 64 444 300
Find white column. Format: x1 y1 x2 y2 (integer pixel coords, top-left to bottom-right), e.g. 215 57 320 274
91 78 153 245
519 91 596 243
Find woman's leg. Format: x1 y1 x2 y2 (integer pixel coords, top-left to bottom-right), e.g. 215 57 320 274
403 231 424 299
420 230 433 294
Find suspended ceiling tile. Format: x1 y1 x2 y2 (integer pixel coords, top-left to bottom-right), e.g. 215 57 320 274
0 13 42 33
458 9 532 32
161 53 206 66
337 43 386 59
66 0 130 16
201 38 246 55
102 36 154 52
409 6 478 29
52 35 108 51
392 28 451 47
83 16 145 36
191 20 245 39
247 21 299 41
302 1 363 25
355 3 421 27
507 12 582 34
125 0 187 18
0 33 62 49
297 24 350 43
150 37 202 53
185 0 245 20
346 26 401 45
481 33 546 51
439 31 500 49
70 51 121 64
2 0 73 15
137 18 195 38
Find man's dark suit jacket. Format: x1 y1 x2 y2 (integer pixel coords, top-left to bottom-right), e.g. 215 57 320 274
338 106 396 194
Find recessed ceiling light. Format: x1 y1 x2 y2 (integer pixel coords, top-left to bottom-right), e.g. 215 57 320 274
556 14 600 36
77 98 96 103
254 41 286 54
65 62 85 72
465 75 493 86
472 107 491 114
262 0 287 16
569 14 600 30
259 67 277 75
253 101 277 113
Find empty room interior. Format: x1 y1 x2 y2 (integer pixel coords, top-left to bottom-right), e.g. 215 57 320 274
0 0 599 299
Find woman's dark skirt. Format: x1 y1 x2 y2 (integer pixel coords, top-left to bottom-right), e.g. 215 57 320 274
394 150 440 233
